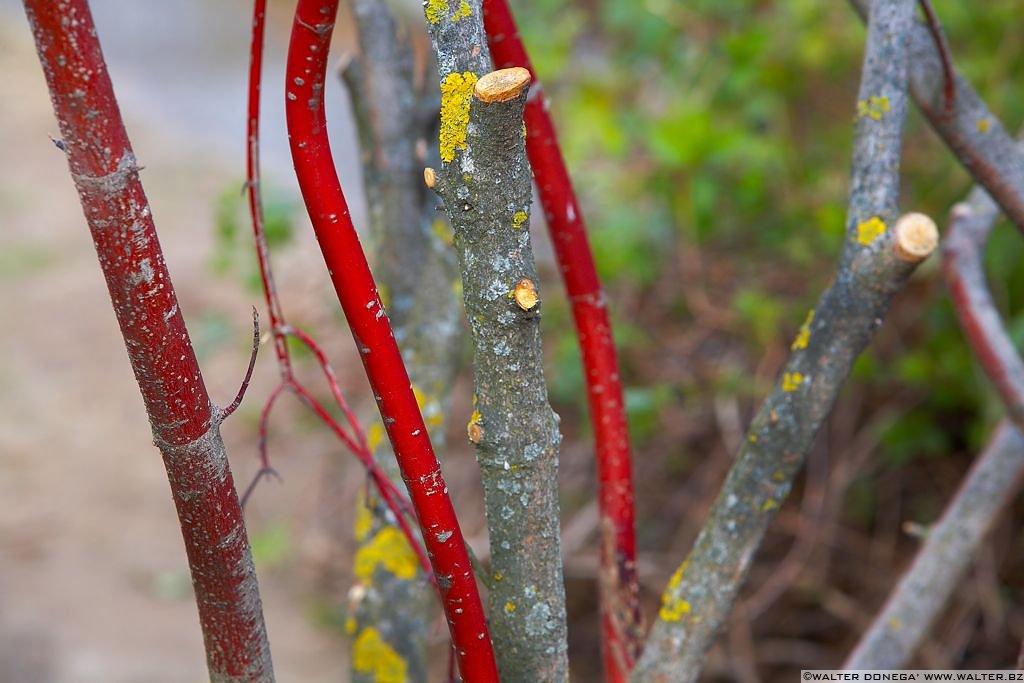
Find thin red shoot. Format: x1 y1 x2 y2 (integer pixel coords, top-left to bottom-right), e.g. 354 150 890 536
483 1 643 678
284 1 498 680
243 0 424 565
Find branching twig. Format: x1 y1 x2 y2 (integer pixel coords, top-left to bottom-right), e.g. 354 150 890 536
632 2 925 681
482 2 642 677
851 0 1024 234
25 1 274 679
284 2 498 680
222 307 261 420
424 3 569 679
844 421 1024 668
242 0 428 573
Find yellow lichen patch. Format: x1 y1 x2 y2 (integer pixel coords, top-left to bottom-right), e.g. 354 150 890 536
439 72 478 163
345 616 357 635
977 118 991 134
888 616 902 631
432 218 454 246
762 498 779 512
493 572 503 582
772 470 786 482
367 422 385 453
355 528 419 582
658 561 691 622
354 501 374 543
452 0 471 21
412 384 445 432
353 627 409 683
782 372 804 392
791 309 815 350
512 210 528 229
748 433 758 443
856 216 887 246
857 95 890 120
504 601 517 614
424 0 448 23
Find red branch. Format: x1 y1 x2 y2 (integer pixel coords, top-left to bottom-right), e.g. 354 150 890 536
284 2 498 680
943 195 1024 425
243 0 426 572
24 1 273 679
483 1 642 678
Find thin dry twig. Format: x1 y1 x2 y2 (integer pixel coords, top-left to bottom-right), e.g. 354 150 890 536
844 423 1024 668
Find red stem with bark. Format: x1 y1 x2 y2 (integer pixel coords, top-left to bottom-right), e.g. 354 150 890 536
284 2 498 680
243 0 427 572
483 1 642 678
24 1 273 679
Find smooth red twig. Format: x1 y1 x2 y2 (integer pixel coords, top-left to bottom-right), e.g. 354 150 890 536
25 1 273 679
483 1 642 678
243 0 425 569
222 307 261 420
917 0 955 114
943 191 1024 426
284 2 498 681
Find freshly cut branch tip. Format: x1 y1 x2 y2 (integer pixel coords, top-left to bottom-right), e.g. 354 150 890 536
424 166 437 188
474 67 531 103
513 278 538 310
893 212 938 262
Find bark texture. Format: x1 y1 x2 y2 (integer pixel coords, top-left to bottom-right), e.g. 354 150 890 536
633 2 920 681
25 1 273 680
425 3 569 680
483 3 643 677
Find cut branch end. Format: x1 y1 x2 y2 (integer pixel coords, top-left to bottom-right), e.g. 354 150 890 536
474 67 531 103
893 212 939 262
424 166 437 189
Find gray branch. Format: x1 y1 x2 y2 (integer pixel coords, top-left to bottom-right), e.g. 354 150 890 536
850 0 1024 233
424 2 569 679
844 421 1024 668
632 2 924 681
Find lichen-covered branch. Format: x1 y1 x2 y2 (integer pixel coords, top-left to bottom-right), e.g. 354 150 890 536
844 421 1024 668
424 3 569 679
943 186 1024 427
850 0 1024 234
632 2 923 681
24 1 273 680
482 3 642 677
341 0 463 679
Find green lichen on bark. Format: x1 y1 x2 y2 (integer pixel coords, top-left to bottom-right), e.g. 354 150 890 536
425 3 569 679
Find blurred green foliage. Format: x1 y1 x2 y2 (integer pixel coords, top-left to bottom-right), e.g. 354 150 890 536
209 180 298 293
520 1 1024 462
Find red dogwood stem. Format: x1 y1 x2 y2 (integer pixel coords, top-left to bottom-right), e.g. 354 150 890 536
284 2 498 680
483 1 642 678
24 1 273 680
